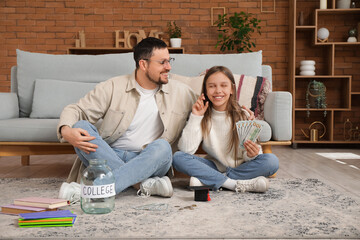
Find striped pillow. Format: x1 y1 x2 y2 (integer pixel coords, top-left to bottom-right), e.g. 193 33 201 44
236 74 271 120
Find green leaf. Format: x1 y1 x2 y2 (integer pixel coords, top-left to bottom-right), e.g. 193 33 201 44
214 11 261 53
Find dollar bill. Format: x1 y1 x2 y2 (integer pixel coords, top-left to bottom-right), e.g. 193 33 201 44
236 120 262 149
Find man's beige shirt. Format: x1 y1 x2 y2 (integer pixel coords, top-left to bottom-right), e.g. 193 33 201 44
57 72 197 148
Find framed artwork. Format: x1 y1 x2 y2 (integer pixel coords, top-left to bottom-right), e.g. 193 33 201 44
261 0 276 13
211 7 226 26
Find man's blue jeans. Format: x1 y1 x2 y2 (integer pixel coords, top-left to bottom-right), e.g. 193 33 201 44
73 120 172 194
173 151 279 190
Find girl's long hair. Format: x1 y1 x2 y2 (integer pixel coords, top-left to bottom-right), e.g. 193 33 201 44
201 66 248 160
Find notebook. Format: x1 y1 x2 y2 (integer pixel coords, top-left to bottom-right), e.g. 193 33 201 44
14 197 69 209
1 204 48 215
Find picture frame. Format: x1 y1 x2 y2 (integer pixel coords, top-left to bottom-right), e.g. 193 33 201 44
261 0 276 13
211 7 226 26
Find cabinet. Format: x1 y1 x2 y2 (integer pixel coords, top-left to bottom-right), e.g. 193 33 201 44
67 47 185 55
290 0 360 145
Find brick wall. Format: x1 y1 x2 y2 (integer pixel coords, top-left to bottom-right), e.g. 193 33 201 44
0 0 289 92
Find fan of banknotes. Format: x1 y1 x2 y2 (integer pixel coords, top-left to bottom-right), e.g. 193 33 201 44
236 121 263 149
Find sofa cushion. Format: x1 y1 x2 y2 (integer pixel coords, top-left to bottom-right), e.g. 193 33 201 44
170 73 204 95
0 93 19 120
255 120 272 142
30 79 98 119
170 51 262 77
16 49 134 117
236 75 271 120
264 91 292 141
0 118 59 141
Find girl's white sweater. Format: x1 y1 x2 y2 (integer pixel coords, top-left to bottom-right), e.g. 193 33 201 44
178 109 262 172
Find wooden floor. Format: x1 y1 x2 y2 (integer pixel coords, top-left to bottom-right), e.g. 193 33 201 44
1 145 359 200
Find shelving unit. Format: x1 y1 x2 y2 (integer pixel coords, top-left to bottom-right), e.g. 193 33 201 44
67 47 185 55
290 0 360 146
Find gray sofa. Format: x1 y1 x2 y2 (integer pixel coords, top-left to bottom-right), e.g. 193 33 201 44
0 49 292 165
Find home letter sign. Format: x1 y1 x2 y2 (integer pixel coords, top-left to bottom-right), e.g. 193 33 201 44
115 30 163 48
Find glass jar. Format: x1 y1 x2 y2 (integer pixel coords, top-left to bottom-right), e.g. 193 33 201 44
81 159 115 214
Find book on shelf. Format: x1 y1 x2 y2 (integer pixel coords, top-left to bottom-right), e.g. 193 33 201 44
0 204 55 215
13 197 69 209
18 210 77 228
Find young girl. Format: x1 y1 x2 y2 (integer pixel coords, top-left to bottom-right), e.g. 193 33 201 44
173 66 279 193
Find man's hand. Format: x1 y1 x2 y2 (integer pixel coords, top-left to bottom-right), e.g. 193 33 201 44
244 140 260 158
241 105 255 120
61 126 98 154
192 94 209 116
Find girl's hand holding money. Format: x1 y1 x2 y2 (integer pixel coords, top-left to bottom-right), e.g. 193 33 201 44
244 140 260 158
192 94 209 116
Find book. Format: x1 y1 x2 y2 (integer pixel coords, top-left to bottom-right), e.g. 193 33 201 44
19 210 77 222
14 197 69 209
18 223 74 228
18 210 77 228
18 217 74 228
0 204 50 215
236 120 263 149
19 217 74 223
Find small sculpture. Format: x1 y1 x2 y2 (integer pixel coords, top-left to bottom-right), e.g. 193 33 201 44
347 28 357 42
317 28 329 42
344 119 360 141
301 121 326 142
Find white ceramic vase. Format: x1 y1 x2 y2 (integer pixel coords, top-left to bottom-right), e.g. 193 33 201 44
320 0 327 9
300 60 316 76
170 38 182 48
347 37 357 42
337 0 351 9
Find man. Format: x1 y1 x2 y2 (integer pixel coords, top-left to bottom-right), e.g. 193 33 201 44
57 37 197 201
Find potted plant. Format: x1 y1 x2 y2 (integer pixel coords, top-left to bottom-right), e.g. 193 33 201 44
167 21 182 48
215 12 261 53
306 80 327 117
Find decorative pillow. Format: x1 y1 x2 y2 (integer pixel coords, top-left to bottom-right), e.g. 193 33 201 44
236 74 271 120
30 79 97 119
170 73 204 95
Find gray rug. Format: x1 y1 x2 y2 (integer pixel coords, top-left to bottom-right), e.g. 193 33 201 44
0 178 359 239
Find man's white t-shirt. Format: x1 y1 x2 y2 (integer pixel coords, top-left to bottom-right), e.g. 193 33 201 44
110 82 164 152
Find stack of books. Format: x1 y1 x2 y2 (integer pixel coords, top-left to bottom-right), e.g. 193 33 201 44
1 197 69 215
18 210 77 228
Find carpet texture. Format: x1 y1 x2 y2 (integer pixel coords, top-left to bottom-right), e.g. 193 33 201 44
0 178 359 239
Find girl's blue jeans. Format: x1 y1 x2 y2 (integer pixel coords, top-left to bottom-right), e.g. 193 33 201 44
173 151 279 190
73 120 172 194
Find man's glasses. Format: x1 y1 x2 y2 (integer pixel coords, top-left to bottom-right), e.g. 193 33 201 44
143 57 175 66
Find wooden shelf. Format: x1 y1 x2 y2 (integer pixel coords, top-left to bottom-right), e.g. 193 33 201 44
317 8 360 14
290 0 360 146
295 108 351 111
68 47 185 55
295 75 351 78
293 140 360 144
296 26 316 29
315 42 360 46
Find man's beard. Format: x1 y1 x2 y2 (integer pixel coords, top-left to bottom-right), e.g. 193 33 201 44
145 70 169 86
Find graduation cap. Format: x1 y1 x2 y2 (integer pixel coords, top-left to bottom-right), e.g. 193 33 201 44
188 186 211 202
